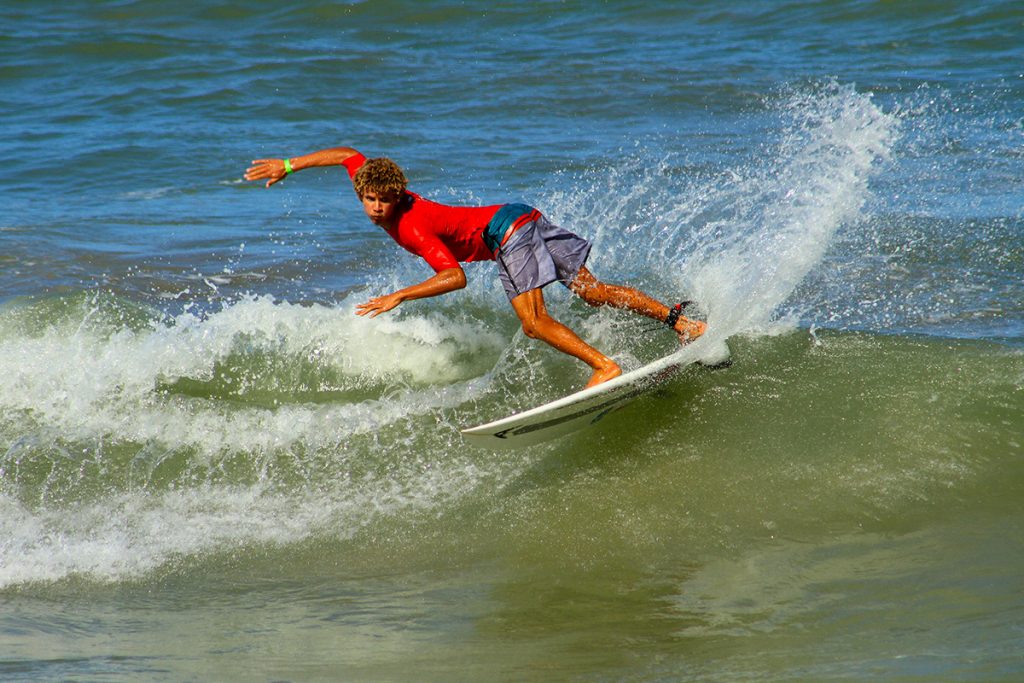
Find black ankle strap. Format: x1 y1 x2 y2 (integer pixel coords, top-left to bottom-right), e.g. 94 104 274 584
665 303 682 328
665 301 696 327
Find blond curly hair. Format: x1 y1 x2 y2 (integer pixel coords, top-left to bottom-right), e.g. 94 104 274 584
353 157 408 198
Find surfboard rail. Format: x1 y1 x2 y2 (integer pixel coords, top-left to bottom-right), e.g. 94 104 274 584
461 338 727 449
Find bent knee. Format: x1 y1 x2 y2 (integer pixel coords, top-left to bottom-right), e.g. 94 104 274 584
520 318 541 339
518 311 559 339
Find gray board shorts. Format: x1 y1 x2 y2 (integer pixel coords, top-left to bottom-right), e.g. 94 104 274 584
490 206 592 301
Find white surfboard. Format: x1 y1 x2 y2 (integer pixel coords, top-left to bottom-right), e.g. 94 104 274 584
461 338 729 449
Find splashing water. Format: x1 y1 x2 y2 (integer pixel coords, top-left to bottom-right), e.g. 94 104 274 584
550 81 898 343
694 84 898 336
0 83 899 587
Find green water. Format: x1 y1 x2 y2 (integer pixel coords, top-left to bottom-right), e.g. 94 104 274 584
5 331 1021 681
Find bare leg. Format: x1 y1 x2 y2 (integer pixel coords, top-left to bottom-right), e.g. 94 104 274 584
509 288 622 388
569 266 707 343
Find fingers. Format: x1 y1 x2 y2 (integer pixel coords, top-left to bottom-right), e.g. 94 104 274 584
244 159 273 178
356 305 385 318
354 303 377 317
355 299 382 317
356 295 399 318
244 159 285 187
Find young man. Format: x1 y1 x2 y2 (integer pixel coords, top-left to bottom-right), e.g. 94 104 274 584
244 147 706 388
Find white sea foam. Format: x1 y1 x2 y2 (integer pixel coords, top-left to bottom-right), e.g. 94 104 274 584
0 293 515 587
0 294 505 456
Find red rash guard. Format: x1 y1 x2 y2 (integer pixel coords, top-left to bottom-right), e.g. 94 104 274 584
343 153 502 272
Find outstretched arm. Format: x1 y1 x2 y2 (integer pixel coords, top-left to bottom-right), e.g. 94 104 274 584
244 147 360 188
355 267 467 318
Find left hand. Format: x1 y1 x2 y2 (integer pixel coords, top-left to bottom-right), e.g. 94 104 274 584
356 293 403 317
354 269 465 318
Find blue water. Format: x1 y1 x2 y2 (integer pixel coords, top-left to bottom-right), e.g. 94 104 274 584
2 2 1023 681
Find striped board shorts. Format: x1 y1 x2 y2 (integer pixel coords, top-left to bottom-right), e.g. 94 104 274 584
485 204 592 301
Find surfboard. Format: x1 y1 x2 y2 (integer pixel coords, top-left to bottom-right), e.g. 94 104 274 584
461 338 728 449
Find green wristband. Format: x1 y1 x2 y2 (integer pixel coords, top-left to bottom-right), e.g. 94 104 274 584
283 158 294 175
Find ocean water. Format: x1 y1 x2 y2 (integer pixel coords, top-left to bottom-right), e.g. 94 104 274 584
2 1 1023 681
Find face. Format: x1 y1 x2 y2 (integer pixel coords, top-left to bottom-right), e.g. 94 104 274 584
360 189 402 228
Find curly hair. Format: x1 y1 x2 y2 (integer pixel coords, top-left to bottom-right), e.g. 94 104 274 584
353 157 408 198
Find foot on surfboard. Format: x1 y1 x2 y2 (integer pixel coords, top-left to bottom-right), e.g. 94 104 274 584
586 362 623 388
668 302 732 370
674 318 707 345
668 301 706 346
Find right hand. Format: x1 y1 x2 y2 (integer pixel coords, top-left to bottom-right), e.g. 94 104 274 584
244 159 288 188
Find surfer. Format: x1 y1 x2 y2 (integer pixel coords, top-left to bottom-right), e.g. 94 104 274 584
245 147 706 388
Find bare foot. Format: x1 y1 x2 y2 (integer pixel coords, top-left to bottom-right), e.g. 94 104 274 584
585 362 622 388
675 318 707 345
